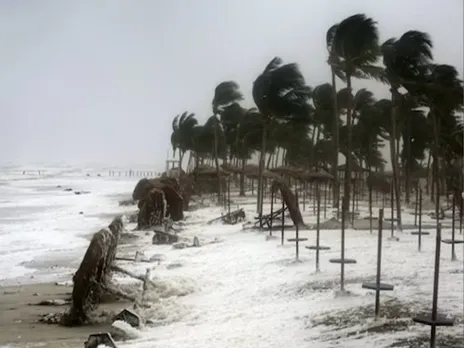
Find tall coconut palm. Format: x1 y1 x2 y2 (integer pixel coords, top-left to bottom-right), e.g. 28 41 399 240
328 13 381 214
326 25 343 209
211 81 243 201
382 30 434 230
252 57 311 216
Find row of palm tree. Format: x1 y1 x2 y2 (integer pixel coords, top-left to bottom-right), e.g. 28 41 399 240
170 13 463 229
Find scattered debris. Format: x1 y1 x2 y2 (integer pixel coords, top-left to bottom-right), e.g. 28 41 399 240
84 332 117 348
113 308 141 328
152 230 179 245
207 208 246 225
34 299 69 306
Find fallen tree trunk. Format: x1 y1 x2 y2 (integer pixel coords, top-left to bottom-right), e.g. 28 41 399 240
62 217 124 327
271 179 304 226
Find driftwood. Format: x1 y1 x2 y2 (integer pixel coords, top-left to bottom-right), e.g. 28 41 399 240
152 230 179 245
254 206 288 228
207 208 246 225
63 217 124 326
271 179 304 226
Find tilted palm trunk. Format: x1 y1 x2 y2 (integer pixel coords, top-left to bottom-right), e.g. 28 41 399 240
389 91 403 230
404 116 412 204
213 117 221 202
430 110 441 225
239 158 246 196
331 68 340 210
257 122 267 215
342 75 353 216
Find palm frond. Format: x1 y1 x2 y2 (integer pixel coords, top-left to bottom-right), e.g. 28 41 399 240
212 81 243 114
332 14 380 68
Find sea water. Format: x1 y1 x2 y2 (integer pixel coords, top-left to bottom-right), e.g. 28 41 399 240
0 165 136 285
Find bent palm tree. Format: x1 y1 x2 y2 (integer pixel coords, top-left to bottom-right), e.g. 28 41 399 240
382 30 433 230
252 57 311 216
328 13 381 214
211 81 243 202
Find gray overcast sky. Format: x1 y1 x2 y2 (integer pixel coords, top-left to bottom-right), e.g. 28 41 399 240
1 0 462 170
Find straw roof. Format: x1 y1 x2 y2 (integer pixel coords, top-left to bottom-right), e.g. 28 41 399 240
191 165 231 177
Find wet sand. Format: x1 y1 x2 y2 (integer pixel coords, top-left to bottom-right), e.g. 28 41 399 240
0 282 127 348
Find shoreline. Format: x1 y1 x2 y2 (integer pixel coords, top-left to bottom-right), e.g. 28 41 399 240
0 281 128 348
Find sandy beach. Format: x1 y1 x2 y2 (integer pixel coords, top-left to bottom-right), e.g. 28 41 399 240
0 281 128 348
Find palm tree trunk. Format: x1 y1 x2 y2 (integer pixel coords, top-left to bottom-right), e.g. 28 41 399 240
404 116 412 204
274 147 280 168
257 122 268 215
390 91 403 230
426 150 432 195
239 158 246 196
430 110 441 225
187 151 193 172
266 152 273 169
213 117 221 202
331 68 340 210
179 151 185 175
342 75 353 215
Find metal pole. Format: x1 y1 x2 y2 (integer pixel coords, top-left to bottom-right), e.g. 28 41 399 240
295 191 299 260
375 208 384 318
430 224 442 348
316 186 321 272
369 185 373 234
341 196 346 292
281 198 285 245
414 183 419 226
419 189 423 252
452 195 456 261
391 182 394 238
270 189 274 236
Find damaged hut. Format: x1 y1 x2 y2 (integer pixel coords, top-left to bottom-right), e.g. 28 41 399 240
132 177 184 230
